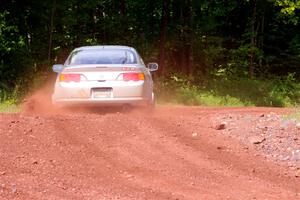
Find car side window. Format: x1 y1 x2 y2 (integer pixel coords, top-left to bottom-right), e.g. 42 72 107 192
140 57 145 65
135 52 145 65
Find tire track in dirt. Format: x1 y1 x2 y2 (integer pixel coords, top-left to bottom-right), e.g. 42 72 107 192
46 109 300 199
138 111 300 199
1 106 300 199
47 112 182 199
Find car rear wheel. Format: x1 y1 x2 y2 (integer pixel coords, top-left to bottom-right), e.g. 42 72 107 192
147 93 156 110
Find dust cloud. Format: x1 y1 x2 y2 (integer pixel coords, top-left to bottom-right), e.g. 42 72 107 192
21 78 151 116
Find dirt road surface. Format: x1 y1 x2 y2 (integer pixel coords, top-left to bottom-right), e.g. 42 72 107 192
0 88 300 200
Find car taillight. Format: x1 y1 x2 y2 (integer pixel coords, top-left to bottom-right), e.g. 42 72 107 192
122 73 145 81
59 74 84 82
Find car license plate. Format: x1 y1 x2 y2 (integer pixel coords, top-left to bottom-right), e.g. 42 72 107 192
92 88 112 98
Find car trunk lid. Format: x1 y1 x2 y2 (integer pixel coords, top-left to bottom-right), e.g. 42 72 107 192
62 64 142 81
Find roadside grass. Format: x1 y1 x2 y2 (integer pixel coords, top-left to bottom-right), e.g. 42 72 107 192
0 86 20 113
155 74 300 107
0 100 20 113
0 70 50 113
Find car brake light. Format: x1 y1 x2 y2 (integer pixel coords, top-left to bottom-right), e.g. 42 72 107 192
59 74 84 82
122 73 145 81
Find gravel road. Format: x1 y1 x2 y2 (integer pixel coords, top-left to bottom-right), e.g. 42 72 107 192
0 88 299 199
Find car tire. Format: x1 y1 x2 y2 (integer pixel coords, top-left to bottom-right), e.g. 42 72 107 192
147 93 156 110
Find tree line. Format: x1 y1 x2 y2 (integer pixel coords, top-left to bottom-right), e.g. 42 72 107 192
0 0 300 98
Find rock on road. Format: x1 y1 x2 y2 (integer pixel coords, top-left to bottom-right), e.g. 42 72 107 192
0 105 300 200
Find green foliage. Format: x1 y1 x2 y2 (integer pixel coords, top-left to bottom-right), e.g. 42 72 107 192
0 0 300 107
0 100 20 113
275 0 300 24
156 73 300 107
0 11 30 102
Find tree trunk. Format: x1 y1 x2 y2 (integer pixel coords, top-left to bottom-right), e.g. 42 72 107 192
259 12 265 69
158 0 170 76
249 0 257 78
48 0 56 61
179 0 193 76
120 0 126 16
119 0 127 41
148 0 155 36
186 0 193 77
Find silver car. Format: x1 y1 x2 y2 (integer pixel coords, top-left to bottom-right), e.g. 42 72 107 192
52 45 158 108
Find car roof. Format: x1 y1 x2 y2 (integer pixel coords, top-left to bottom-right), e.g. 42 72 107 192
74 45 135 51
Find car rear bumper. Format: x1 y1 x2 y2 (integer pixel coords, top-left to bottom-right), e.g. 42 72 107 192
52 80 150 106
53 97 147 106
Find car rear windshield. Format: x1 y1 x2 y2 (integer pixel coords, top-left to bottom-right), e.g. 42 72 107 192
67 49 137 65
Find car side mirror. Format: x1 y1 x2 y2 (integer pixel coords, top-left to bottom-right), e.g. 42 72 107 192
52 64 64 73
147 63 158 72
